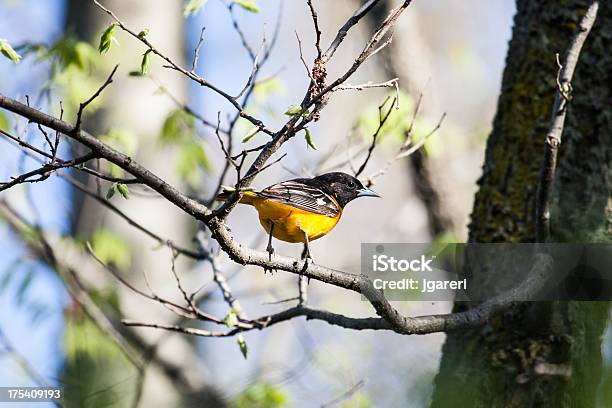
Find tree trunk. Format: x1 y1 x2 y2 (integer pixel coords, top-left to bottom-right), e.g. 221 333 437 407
432 1 610 406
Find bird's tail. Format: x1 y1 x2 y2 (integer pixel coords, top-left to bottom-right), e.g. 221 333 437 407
215 186 259 205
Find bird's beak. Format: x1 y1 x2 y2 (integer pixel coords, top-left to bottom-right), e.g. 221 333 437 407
357 187 380 198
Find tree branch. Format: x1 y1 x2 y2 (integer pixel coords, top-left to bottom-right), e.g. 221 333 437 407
306 0 323 59
0 95 212 220
92 0 274 136
354 96 397 177
0 152 96 192
0 92 558 338
75 64 118 130
535 1 599 242
120 250 554 337
322 0 381 62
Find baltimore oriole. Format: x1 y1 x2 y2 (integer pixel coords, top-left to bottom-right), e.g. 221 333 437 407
217 172 379 261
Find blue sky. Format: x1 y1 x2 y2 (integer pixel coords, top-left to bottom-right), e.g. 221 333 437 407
0 0 68 401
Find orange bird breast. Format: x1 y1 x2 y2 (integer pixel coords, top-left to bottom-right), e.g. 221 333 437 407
250 198 341 243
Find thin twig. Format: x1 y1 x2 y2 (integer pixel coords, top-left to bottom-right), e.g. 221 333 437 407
149 75 228 133
535 1 599 242
85 242 197 319
335 78 398 91
296 31 316 83
1 138 203 259
365 112 446 187
168 249 223 324
0 127 139 184
0 204 144 370
93 0 273 136
0 201 210 396
322 0 382 62
218 0 413 204
354 96 397 177
75 64 119 130
298 275 308 305
321 380 366 408
228 3 256 61
306 0 322 59
0 325 48 386
191 27 206 72
119 251 553 337
0 152 96 192
52 102 64 163
234 38 265 99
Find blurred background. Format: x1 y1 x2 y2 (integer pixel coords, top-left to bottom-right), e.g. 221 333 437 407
0 0 567 406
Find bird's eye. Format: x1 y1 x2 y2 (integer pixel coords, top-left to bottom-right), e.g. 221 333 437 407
347 181 356 189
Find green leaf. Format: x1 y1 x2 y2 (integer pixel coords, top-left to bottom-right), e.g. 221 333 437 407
224 308 238 327
284 105 302 116
177 142 211 186
357 91 414 143
15 43 47 61
0 270 16 295
137 29 150 39
0 111 10 132
98 23 119 54
184 0 207 16
224 314 238 328
88 287 122 314
140 49 152 75
100 129 138 177
52 65 103 115
106 183 117 200
253 78 285 103
160 109 195 144
27 302 50 325
117 183 129 199
20 226 42 247
232 383 289 408
242 127 260 143
0 38 22 63
16 269 34 305
100 129 138 155
73 41 99 70
65 315 123 362
234 0 260 13
237 334 248 359
47 37 99 71
0 258 26 295
304 128 317 150
90 228 131 269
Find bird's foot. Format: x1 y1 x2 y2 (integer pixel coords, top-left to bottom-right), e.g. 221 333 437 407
264 244 276 275
301 255 314 283
266 243 275 260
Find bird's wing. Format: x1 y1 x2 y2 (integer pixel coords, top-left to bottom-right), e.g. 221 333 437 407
258 179 340 217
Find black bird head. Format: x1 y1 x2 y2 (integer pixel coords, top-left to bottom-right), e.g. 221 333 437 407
314 172 380 208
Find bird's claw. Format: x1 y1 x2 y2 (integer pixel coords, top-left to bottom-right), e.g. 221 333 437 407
264 245 276 275
301 255 314 283
266 244 275 259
